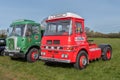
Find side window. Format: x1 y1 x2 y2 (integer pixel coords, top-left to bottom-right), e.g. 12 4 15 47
32 26 40 34
75 22 82 33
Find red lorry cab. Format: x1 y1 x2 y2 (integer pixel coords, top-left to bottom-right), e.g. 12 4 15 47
40 12 112 69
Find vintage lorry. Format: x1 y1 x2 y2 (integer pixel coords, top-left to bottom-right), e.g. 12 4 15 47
0 38 6 55
40 12 112 69
5 19 44 62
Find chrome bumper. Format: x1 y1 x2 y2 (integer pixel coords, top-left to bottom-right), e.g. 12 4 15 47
4 49 25 58
39 56 71 63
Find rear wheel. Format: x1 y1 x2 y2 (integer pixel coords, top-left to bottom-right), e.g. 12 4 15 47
102 46 112 61
74 51 88 70
27 48 39 62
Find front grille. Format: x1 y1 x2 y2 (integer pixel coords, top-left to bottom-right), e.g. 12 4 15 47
47 40 60 45
54 46 57 49
47 40 52 45
8 38 14 50
53 40 60 44
48 46 51 49
44 46 63 50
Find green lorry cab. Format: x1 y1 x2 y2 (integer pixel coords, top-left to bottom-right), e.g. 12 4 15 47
4 19 44 62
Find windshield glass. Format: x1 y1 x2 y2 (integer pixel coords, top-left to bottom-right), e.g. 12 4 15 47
9 25 25 36
44 20 72 36
25 24 40 37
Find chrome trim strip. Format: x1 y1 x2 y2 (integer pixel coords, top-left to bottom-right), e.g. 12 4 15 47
5 49 20 53
41 44 77 47
41 48 75 52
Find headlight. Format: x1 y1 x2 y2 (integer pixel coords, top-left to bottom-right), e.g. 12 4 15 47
64 54 68 58
61 54 65 58
16 47 20 50
61 54 68 58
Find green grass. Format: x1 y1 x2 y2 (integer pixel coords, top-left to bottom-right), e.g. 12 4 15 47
0 38 120 80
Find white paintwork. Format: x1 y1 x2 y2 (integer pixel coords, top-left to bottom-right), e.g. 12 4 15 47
89 48 101 51
48 12 83 20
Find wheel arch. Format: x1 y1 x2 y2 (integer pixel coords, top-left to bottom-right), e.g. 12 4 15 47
74 48 88 62
73 48 89 69
25 45 40 58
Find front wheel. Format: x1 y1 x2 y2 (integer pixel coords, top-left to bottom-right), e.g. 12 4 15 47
74 51 88 70
27 48 39 62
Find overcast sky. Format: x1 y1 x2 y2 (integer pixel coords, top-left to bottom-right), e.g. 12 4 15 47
0 0 120 33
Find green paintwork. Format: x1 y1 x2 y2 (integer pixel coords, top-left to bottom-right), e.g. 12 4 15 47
10 19 40 27
6 19 44 56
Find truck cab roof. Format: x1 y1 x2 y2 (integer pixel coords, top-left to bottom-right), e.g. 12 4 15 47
10 19 40 27
47 12 84 20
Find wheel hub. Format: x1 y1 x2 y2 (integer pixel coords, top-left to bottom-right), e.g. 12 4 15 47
107 50 111 59
31 51 38 60
80 56 87 67
82 58 87 65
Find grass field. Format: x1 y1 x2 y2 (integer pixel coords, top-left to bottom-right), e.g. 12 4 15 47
0 38 120 80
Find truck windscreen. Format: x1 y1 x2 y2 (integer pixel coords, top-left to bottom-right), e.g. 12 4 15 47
44 20 72 36
9 25 25 36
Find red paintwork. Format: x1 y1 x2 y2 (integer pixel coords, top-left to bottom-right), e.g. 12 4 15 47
40 15 102 63
106 50 111 59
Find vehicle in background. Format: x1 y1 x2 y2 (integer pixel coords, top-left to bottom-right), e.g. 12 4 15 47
5 19 44 62
0 38 6 56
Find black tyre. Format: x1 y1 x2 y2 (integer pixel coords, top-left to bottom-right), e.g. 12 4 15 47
0 50 4 56
102 46 112 61
27 48 39 62
74 51 88 70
